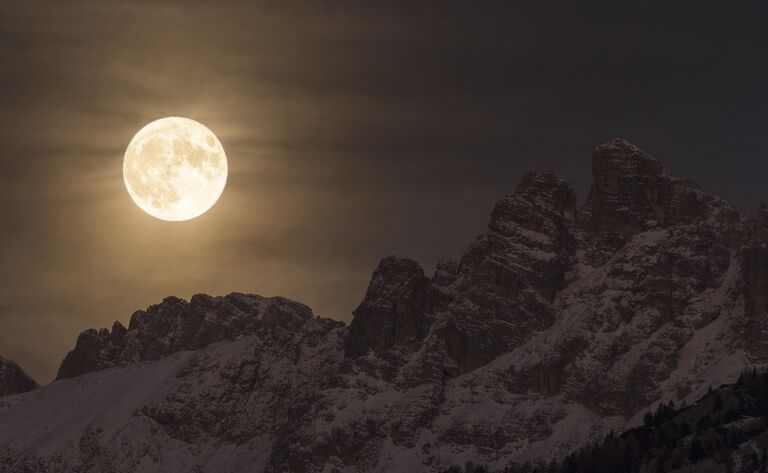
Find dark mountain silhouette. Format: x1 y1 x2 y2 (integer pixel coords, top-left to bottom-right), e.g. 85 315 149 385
0 357 37 398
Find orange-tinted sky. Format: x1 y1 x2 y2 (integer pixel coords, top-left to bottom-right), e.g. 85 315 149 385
2 1 768 382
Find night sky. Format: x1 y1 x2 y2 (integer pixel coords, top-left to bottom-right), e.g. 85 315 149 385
1 1 767 382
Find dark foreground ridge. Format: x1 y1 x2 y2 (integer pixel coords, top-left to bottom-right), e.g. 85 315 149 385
2 139 768 472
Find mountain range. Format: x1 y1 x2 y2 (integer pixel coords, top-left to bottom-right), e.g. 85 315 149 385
1 138 767 472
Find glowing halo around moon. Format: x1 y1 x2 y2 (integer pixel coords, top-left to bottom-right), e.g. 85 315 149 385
123 117 228 221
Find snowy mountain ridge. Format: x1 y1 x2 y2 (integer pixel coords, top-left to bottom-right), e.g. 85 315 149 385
1 138 767 472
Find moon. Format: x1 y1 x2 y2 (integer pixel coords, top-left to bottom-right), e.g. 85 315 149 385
123 117 228 221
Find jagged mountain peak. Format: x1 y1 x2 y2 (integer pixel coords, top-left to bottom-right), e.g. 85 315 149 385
345 255 431 358
355 256 427 308
593 138 663 172
511 169 577 213
57 292 318 380
0 356 37 398
579 139 740 264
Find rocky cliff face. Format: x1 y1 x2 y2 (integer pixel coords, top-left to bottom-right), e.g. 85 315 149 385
57 293 317 379
1 139 766 472
344 256 433 358
0 356 37 398
579 139 734 263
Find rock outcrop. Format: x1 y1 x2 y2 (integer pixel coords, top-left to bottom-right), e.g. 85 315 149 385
57 293 320 379
344 256 432 358
579 138 734 263
435 169 577 372
2 139 768 472
0 357 37 397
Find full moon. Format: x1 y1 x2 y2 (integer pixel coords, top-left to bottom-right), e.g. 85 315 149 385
123 117 228 221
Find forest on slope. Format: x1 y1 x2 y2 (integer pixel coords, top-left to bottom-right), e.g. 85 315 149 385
445 369 768 473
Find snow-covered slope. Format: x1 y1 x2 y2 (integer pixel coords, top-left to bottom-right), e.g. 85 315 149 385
493 369 768 473
1 139 767 472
